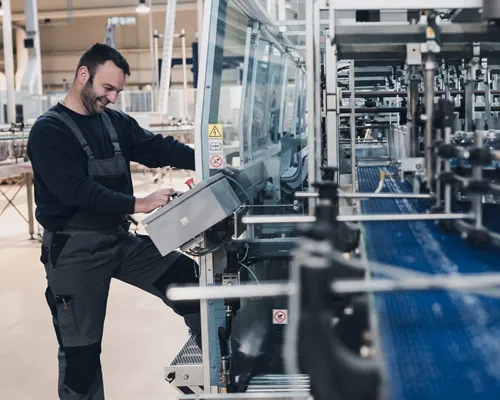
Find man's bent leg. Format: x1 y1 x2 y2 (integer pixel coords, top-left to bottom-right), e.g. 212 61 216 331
42 231 116 399
115 233 201 345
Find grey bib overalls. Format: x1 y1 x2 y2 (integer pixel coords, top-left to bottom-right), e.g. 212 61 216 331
39 109 201 400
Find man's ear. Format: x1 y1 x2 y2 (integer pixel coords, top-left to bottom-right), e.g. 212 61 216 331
76 66 90 86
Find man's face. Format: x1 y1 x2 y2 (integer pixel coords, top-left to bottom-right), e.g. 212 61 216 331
80 61 127 115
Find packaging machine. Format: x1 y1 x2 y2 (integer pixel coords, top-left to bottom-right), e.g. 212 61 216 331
140 0 500 399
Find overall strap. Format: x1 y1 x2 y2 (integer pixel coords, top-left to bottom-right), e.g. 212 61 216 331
45 110 95 160
101 111 122 156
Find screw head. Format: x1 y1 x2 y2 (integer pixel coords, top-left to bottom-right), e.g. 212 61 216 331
183 375 189 380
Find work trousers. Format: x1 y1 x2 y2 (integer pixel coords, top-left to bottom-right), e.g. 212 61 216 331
40 227 201 400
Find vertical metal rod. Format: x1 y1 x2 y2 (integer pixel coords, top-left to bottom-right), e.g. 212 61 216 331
181 29 189 119
3 0 16 125
25 172 34 240
434 128 442 208
291 66 301 138
485 64 492 129
246 27 261 163
154 30 160 108
278 56 290 136
409 67 419 157
473 130 483 228
238 26 254 162
465 64 474 132
444 126 452 214
424 54 436 184
314 1 322 180
148 0 156 111
350 60 356 192
197 0 204 55
444 64 451 101
306 0 317 210
325 27 338 168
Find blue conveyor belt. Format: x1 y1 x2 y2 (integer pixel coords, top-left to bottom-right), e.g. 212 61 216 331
358 166 500 400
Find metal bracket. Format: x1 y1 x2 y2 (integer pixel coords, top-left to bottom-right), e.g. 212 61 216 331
326 93 338 111
401 157 426 181
407 43 422 66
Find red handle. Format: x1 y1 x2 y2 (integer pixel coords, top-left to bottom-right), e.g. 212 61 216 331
185 177 195 188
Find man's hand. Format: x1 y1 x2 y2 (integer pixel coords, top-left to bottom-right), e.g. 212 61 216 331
134 188 175 214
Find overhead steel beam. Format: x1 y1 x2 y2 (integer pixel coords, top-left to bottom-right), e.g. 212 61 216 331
10 2 197 22
330 0 482 10
335 22 500 45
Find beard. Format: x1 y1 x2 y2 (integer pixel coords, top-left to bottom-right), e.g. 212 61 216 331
80 81 109 115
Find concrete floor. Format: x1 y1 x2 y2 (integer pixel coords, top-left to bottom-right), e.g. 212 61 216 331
0 169 194 400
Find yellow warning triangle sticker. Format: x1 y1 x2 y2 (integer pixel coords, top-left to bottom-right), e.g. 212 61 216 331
208 125 223 138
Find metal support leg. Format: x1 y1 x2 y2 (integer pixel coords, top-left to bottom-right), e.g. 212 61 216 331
444 126 452 214
408 67 420 157
325 28 339 168
350 60 356 192
484 62 492 129
473 131 483 228
465 64 475 132
3 0 16 125
314 1 323 178
25 172 34 240
306 0 317 210
181 29 189 119
424 54 436 184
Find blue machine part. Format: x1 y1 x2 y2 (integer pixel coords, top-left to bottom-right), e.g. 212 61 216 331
358 166 500 400
208 300 226 386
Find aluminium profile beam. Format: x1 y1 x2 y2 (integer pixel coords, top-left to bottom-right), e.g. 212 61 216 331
330 0 482 10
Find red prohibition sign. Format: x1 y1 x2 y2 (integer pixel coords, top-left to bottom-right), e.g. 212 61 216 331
274 310 286 323
210 155 223 168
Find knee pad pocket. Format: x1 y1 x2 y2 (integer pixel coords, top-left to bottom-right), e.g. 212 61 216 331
63 342 102 395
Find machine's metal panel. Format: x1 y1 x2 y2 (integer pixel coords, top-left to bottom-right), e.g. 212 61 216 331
143 173 242 256
359 166 500 400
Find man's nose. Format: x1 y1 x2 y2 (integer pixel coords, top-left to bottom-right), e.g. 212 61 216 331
107 92 118 104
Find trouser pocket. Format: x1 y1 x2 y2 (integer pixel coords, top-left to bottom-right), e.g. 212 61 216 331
55 295 80 339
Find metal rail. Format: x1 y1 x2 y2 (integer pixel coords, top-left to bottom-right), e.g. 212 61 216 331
295 192 433 199
241 213 474 225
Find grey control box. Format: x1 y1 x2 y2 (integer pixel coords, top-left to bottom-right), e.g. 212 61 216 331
142 173 242 256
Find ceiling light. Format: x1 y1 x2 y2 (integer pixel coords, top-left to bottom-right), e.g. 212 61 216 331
135 0 150 13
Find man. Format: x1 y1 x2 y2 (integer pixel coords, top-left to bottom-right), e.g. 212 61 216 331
27 43 201 400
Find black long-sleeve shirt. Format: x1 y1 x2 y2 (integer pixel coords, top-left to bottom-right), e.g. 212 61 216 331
27 103 195 231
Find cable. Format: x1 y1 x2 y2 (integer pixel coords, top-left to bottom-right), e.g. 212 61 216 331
185 232 231 257
223 175 254 205
238 261 262 300
238 261 260 285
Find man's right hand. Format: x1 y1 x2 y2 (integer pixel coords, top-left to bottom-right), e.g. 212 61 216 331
134 189 175 214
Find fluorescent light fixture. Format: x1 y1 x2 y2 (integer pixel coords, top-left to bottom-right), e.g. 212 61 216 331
135 0 150 13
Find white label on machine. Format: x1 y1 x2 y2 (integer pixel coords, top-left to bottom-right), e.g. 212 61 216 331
209 140 223 153
180 217 190 226
273 309 288 324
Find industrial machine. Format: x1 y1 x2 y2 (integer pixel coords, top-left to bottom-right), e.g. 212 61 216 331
69 0 500 399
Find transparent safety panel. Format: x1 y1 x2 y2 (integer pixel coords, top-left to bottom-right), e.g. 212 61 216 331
196 0 309 235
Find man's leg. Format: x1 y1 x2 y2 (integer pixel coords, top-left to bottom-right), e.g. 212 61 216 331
114 232 202 345
41 230 117 399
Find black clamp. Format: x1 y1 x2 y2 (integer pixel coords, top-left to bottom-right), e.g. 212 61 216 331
468 147 492 166
438 143 458 159
463 179 491 195
438 171 456 184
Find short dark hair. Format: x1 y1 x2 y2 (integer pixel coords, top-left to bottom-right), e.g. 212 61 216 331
75 43 131 81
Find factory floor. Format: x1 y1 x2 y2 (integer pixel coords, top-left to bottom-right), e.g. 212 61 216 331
0 169 194 400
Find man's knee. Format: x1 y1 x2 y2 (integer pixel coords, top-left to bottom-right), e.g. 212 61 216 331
62 341 102 395
153 253 200 315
